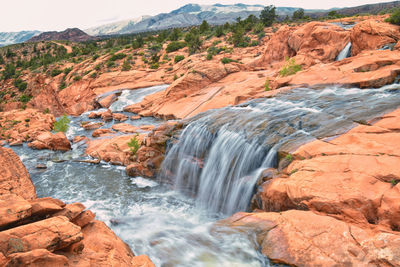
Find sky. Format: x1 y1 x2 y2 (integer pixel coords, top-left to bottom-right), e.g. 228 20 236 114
0 0 396 32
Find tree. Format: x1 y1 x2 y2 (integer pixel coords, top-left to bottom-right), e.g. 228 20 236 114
200 20 210 33
169 28 182 41
0 54 4 65
292 8 305 21
260 5 276 27
386 8 400 25
185 28 202 55
2 63 16 80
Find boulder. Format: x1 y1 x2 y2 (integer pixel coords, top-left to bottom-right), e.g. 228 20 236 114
0 195 32 230
4 249 69 267
0 216 83 256
255 108 400 230
113 113 128 122
112 123 139 133
0 147 36 200
223 210 400 267
28 132 71 151
92 128 114 138
350 19 400 56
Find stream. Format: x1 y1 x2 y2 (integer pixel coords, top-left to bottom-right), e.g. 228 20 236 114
9 84 400 267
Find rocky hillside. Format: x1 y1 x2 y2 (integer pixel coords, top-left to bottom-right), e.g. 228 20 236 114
0 31 41 47
28 28 97 42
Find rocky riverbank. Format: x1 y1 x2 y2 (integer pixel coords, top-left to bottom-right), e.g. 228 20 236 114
0 146 155 266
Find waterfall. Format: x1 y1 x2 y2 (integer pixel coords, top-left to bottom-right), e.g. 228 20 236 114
159 85 400 215
336 42 352 61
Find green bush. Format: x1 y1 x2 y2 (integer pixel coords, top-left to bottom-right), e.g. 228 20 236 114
206 53 213 60
173 74 178 81
166 41 186 53
221 57 237 64
53 115 70 133
174 55 185 63
264 79 270 91
19 94 32 103
73 75 82 81
63 67 73 75
109 53 127 61
279 57 302 77
386 8 400 25
150 63 159 69
122 60 131 71
200 20 210 33
2 63 16 80
14 78 28 92
128 135 141 155
50 69 63 77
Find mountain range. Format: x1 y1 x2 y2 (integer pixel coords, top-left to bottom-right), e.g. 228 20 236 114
85 4 318 36
0 31 41 47
1 1 400 46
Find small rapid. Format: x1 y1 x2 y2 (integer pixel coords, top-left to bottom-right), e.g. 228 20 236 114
9 84 400 266
336 42 352 61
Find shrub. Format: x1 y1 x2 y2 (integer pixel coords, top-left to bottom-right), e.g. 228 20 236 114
53 115 70 133
128 135 141 155
59 81 67 90
109 53 126 61
264 79 270 91
221 57 237 64
285 154 293 162
90 72 97 78
173 74 178 81
73 75 82 81
206 53 213 60
253 23 265 34
50 69 63 77
215 26 224 37
279 57 302 77
19 94 32 103
166 41 186 53
92 54 99 61
386 8 400 25
63 67 73 75
13 78 28 92
174 55 185 63
44 108 50 114
2 63 16 80
122 60 131 71
150 63 159 69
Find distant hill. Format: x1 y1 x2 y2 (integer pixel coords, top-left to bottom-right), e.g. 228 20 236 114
311 0 400 17
85 4 319 36
28 28 97 43
0 31 41 47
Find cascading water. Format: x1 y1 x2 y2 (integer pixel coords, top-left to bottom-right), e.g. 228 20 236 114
160 84 400 215
336 42 352 61
9 84 400 266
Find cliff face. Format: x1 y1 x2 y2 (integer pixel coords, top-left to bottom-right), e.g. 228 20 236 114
28 28 97 42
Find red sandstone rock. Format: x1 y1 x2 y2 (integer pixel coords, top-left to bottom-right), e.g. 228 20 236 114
0 195 32 229
101 109 113 121
0 147 36 200
0 109 55 144
92 128 114 137
81 121 104 130
28 132 71 151
0 216 83 256
350 19 400 56
223 210 400 266
98 93 118 108
29 197 65 217
113 113 128 122
255 108 400 231
112 123 139 133
4 249 69 267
